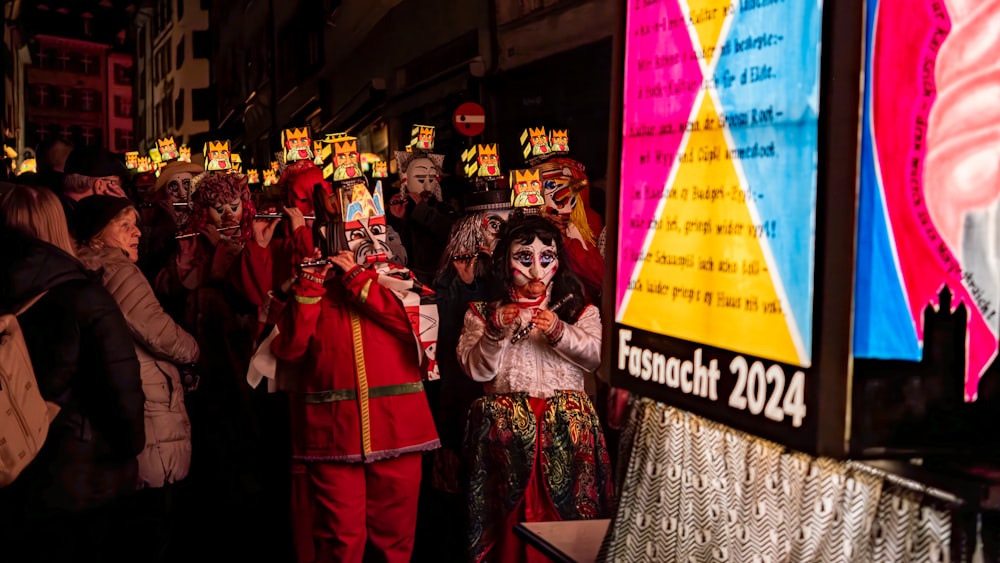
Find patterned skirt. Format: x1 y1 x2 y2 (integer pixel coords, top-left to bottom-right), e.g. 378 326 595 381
464 390 615 562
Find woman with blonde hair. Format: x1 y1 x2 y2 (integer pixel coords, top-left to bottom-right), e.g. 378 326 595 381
0 184 145 563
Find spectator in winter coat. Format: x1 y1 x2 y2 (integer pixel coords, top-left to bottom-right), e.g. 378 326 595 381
74 195 200 561
0 184 145 563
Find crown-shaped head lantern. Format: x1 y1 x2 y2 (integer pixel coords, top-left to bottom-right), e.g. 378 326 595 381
125 151 139 170
410 124 436 151
343 180 386 222
247 169 260 184
549 129 569 154
282 126 314 163
262 169 277 186
204 140 232 171
230 153 243 172
327 133 362 182
178 146 192 162
521 126 551 160
149 148 163 164
511 168 544 210
372 161 388 178
476 144 502 178
137 156 152 173
157 137 179 161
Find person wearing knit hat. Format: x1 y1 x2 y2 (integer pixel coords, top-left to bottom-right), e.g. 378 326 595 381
74 193 199 563
136 160 202 281
73 195 140 259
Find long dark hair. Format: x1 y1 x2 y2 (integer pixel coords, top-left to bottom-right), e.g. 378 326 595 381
491 215 586 322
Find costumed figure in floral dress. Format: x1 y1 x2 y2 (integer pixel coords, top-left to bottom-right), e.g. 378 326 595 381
271 176 441 563
458 216 614 563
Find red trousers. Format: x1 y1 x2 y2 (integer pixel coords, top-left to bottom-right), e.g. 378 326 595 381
293 453 423 563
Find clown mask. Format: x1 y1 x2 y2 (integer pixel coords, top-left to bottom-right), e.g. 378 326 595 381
345 215 391 266
402 156 442 203
209 196 244 229
510 237 558 299
537 161 583 216
165 172 194 205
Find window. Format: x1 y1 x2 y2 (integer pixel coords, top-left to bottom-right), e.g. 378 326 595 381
138 78 145 100
114 63 132 85
80 54 98 76
177 0 183 21
164 44 171 74
192 30 210 60
192 87 213 122
174 89 184 129
56 50 71 71
114 128 134 150
115 95 132 118
154 102 161 134
200 0 210 10
176 36 185 69
138 26 146 58
58 87 73 109
33 47 50 69
163 100 173 133
30 84 51 107
81 127 97 146
79 90 100 112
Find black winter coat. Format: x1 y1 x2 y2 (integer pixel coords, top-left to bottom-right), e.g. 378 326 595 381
0 227 145 517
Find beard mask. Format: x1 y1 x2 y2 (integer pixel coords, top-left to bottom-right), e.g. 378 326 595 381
402 156 443 203
510 236 558 298
345 215 391 266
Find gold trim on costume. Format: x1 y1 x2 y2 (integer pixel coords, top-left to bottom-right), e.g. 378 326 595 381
349 308 372 456
358 279 373 304
294 295 323 305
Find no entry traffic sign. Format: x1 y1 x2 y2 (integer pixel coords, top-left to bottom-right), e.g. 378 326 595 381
453 102 486 137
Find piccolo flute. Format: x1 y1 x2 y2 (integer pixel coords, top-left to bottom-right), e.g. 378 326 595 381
299 253 386 268
254 213 316 220
173 202 189 207
174 225 240 239
510 293 574 344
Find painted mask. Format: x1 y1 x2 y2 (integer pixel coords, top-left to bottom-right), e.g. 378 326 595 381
481 209 511 252
165 171 194 205
208 196 244 229
343 181 390 265
510 237 558 292
536 159 587 216
401 156 443 201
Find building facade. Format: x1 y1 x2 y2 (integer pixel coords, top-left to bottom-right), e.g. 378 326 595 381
2 0 31 173
207 0 613 194
25 34 112 150
134 0 212 154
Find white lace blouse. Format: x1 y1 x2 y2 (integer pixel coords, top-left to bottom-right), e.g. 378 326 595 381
457 302 602 399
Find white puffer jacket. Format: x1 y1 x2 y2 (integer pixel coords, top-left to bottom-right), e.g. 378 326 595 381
78 245 199 488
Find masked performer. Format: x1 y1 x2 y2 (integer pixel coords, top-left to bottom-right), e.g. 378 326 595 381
521 127 605 302
458 216 614 563
389 125 457 284
139 160 203 281
271 178 440 563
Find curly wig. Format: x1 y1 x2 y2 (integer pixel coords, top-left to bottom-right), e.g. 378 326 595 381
182 172 256 244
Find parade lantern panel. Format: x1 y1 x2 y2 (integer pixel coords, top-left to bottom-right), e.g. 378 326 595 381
611 0 827 453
